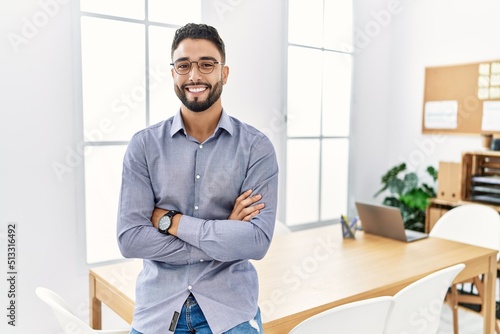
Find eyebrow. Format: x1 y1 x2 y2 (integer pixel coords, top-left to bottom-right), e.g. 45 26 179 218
173 56 219 63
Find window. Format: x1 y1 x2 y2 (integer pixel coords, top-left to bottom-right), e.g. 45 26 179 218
285 0 353 226
79 0 201 263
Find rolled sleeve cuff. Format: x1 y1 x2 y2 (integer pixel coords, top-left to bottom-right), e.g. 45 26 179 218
177 215 205 249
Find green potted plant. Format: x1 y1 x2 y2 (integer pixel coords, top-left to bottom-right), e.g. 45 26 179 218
374 163 438 232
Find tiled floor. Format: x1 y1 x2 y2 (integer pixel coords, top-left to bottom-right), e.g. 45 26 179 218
438 304 495 334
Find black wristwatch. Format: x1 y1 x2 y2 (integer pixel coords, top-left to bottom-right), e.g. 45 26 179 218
158 210 181 234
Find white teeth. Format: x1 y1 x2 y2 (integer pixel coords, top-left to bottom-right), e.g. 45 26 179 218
188 87 206 93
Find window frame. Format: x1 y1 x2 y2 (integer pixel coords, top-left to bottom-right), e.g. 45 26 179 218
284 0 353 229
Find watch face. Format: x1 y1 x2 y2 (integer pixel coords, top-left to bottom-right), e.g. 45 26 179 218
159 216 171 231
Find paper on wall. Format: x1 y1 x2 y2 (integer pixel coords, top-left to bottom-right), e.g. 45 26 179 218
479 63 491 75
482 101 500 132
424 100 458 129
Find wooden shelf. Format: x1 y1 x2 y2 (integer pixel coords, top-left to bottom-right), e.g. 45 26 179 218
426 151 500 233
462 151 500 205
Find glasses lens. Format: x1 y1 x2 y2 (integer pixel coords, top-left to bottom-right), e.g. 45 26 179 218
174 61 191 75
198 60 216 74
173 60 219 75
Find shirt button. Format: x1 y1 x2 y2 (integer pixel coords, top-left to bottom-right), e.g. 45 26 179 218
199 144 203 149
188 285 192 290
196 174 201 180
194 205 199 210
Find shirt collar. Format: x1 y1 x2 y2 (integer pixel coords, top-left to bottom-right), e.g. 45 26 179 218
170 109 234 137
170 110 185 137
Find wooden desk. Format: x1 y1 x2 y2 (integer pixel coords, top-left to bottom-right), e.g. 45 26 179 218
89 225 498 334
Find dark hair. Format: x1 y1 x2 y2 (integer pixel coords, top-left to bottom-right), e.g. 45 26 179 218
171 23 226 63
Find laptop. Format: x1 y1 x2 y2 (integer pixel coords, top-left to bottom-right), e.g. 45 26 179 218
355 201 428 242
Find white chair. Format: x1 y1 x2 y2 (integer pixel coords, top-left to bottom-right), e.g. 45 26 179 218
429 204 500 334
384 263 465 334
35 287 130 334
288 296 394 334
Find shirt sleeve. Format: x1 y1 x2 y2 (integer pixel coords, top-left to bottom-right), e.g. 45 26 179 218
116 132 214 264
176 135 279 262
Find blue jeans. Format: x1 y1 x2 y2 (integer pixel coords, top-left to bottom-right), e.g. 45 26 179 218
130 294 262 333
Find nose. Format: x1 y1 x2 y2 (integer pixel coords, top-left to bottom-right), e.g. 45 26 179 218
188 62 203 81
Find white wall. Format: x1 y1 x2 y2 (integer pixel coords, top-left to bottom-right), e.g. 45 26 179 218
349 0 500 214
1 1 90 334
2 0 499 332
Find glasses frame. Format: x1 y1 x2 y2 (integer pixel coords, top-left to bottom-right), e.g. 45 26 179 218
170 59 224 75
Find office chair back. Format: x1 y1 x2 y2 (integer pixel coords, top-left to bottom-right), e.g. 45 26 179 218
384 263 465 334
289 296 394 334
430 204 500 258
36 287 130 334
429 203 500 334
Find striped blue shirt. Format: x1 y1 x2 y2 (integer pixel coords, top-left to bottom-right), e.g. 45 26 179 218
117 110 279 333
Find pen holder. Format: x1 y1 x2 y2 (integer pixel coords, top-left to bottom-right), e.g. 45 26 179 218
340 215 358 239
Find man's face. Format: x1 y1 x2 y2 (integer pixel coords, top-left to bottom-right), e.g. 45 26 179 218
171 38 228 112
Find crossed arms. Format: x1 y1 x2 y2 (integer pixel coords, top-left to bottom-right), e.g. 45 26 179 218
117 131 279 264
151 189 265 235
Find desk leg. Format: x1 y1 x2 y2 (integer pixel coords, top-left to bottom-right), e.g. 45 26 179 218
483 255 497 334
89 273 102 330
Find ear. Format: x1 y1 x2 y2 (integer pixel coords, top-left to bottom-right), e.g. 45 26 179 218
171 67 175 79
222 65 229 85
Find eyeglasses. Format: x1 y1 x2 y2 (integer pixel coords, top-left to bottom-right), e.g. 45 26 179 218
170 59 224 75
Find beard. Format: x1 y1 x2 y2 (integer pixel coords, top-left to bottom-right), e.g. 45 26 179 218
175 80 223 112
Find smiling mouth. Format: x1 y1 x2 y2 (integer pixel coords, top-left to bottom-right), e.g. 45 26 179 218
187 86 207 93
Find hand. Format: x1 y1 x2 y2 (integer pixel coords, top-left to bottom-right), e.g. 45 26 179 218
228 189 265 221
151 207 167 228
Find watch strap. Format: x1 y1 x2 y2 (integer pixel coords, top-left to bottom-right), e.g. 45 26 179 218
166 210 181 219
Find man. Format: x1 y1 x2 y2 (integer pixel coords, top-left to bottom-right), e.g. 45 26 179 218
117 23 279 334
